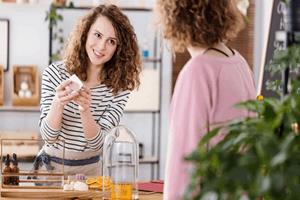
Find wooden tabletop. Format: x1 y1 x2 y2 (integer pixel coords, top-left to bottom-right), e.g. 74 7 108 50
0 187 163 200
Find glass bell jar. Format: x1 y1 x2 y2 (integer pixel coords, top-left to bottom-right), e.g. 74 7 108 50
102 125 139 200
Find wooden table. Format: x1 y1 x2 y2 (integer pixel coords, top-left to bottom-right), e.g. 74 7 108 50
0 187 163 200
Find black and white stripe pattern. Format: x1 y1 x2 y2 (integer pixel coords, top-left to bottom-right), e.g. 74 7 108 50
39 62 130 152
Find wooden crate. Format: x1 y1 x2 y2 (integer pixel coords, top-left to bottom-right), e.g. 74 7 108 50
0 66 3 106
0 138 65 189
12 65 40 106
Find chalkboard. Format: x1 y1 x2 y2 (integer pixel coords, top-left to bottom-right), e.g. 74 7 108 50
257 0 287 97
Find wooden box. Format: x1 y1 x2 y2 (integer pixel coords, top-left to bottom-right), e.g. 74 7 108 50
0 66 3 106
0 138 64 189
12 66 40 106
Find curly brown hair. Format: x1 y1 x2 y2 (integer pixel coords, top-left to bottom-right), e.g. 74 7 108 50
63 4 141 94
155 0 245 52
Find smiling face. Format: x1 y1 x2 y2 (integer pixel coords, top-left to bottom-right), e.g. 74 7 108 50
85 15 118 68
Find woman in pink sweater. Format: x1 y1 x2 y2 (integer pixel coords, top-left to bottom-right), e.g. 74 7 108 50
155 0 257 199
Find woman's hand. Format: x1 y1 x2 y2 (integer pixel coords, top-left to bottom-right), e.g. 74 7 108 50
74 86 91 113
54 79 79 107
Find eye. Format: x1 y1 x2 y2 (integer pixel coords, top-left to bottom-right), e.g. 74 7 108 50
108 39 117 46
94 32 102 38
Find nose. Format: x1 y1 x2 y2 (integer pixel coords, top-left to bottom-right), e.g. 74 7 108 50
98 39 106 50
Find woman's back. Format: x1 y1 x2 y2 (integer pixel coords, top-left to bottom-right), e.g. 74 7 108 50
164 50 256 199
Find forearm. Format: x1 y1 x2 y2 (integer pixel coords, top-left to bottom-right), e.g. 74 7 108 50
80 108 101 139
45 99 64 130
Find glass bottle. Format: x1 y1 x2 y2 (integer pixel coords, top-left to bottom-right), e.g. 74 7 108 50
102 125 139 200
11 153 20 185
3 154 11 185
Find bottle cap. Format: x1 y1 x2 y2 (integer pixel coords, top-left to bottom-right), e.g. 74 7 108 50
12 153 18 166
5 154 10 166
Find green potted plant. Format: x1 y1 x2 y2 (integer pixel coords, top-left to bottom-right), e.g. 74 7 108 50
184 47 300 200
45 3 64 62
45 2 74 62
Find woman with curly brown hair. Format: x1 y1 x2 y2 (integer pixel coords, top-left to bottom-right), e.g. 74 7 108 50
155 0 256 199
36 4 141 176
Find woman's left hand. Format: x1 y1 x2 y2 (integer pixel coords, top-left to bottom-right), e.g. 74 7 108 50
74 86 91 113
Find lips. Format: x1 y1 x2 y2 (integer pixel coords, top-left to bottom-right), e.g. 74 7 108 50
93 49 104 58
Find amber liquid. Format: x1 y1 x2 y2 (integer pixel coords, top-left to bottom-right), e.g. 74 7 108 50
111 183 132 200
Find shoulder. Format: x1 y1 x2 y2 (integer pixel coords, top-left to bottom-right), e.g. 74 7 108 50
116 90 130 98
178 55 222 84
112 90 130 102
109 89 130 104
43 61 64 73
43 61 69 77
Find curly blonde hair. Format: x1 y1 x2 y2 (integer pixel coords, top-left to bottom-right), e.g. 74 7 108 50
155 0 245 52
63 4 141 94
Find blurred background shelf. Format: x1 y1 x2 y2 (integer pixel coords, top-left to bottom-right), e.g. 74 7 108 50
143 58 161 63
140 156 159 164
0 106 40 112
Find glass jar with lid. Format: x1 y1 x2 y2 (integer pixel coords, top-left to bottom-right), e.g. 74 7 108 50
102 125 139 200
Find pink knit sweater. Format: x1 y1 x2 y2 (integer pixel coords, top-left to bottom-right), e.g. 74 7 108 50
163 51 256 200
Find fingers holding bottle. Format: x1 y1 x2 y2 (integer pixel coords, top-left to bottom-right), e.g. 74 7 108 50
54 79 79 106
74 86 91 113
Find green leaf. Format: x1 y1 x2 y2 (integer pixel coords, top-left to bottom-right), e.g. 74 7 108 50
45 4 64 61
199 128 221 146
271 152 287 166
235 100 263 113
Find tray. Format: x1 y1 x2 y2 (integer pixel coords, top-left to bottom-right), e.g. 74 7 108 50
0 188 105 199
0 187 163 200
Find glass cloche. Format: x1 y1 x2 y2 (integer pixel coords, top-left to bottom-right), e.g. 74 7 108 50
102 125 139 200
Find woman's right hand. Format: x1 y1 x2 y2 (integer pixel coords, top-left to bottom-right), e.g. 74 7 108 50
53 79 79 107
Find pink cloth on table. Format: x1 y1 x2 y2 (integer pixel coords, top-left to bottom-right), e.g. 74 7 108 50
163 51 256 200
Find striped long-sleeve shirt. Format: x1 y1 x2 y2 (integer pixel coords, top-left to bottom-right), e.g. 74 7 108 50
39 62 130 152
